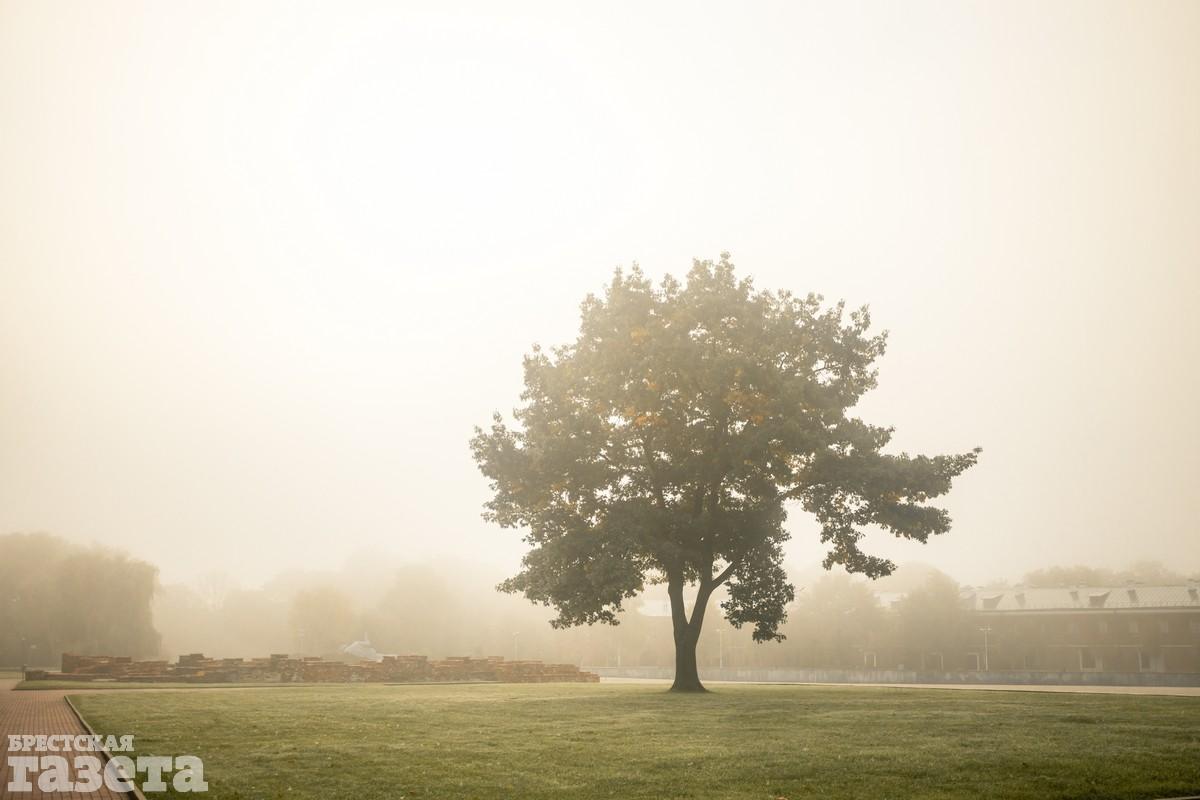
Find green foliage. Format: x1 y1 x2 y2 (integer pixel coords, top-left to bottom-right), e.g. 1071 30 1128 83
472 255 978 649
154 584 293 661
1022 560 1189 588
288 586 357 657
781 574 887 668
0 532 160 666
891 572 973 669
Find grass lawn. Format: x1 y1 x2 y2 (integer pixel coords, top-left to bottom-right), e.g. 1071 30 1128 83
71 682 1200 800
16 680 290 690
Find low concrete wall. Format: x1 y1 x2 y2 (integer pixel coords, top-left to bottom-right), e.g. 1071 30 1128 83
586 666 1200 687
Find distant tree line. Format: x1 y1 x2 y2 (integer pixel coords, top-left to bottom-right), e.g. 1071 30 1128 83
152 558 1193 673
755 572 972 671
2 531 1190 673
0 533 160 667
684 560 1194 673
1021 561 1187 589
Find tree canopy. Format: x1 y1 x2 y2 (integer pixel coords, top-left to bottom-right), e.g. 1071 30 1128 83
471 255 979 690
0 532 161 666
1021 560 1188 588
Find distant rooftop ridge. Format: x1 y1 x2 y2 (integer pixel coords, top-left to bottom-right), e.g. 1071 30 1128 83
956 584 1200 612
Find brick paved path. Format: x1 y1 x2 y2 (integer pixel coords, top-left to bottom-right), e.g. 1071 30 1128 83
0 679 129 799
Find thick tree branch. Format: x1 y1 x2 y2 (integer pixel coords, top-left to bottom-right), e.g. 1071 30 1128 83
712 561 738 587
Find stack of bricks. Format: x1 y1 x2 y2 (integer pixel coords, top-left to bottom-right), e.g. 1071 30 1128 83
491 659 601 683
60 654 135 676
298 658 353 683
43 652 599 684
375 655 432 682
431 656 500 682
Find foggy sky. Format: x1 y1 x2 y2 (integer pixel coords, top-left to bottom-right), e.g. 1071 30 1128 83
2 0 1197 588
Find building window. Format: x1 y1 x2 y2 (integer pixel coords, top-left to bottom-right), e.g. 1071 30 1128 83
1080 649 1097 670
1190 620 1200 637
1159 620 1170 635
1138 650 1152 671
1129 620 1139 635
1067 621 1081 638
1097 620 1108 635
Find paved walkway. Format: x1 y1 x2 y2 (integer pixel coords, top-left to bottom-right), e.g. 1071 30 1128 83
0 679 129 799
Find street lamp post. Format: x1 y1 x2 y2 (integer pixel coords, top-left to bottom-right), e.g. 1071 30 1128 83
717 630 725 669
978 627 992 672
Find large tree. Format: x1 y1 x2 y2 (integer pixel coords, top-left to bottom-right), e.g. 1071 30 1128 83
471 255 978 691
0 532 161 666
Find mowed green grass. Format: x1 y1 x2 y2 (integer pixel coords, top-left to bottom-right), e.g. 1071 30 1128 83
71 683 1200 800
16 679 290 690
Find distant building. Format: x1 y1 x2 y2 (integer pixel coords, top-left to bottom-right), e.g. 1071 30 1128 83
962 584 1200 674
341 637 385 663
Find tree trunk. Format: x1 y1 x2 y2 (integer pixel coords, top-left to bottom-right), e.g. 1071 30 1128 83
670 627 705 692
667 571 709 692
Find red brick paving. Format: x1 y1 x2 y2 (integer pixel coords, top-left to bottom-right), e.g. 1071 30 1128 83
0 679 129 799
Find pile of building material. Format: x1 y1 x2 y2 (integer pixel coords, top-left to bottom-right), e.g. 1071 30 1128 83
377 655 432 681
36 652 599 684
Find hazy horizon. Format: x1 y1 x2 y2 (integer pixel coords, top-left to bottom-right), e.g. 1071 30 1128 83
2 0 1198 589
